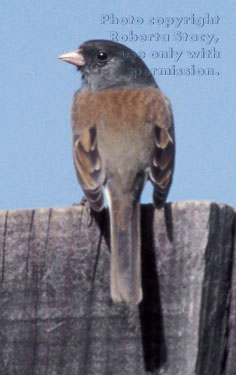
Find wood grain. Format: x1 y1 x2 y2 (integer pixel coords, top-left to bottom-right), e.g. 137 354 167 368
0 202 235 375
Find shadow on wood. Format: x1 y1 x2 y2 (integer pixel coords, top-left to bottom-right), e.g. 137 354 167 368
140 204 167 373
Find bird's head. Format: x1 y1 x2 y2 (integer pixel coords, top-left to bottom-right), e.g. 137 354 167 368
58 39 157 91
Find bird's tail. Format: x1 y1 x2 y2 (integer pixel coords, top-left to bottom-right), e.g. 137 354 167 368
106 188 142 304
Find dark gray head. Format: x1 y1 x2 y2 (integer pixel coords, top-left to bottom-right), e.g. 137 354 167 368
58 39 157 91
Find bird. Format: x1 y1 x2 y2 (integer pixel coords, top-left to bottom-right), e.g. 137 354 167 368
58 39 175 304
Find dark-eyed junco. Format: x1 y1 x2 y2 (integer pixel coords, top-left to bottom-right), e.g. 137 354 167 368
58 40 175 304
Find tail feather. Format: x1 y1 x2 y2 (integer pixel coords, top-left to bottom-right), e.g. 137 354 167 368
108 196 142 304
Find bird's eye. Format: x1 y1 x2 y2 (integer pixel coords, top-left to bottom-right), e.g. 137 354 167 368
97 51 108 61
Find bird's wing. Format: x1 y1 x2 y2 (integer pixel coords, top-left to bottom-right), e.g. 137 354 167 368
71 90 106 212
73 126 105 211
148 93 175 208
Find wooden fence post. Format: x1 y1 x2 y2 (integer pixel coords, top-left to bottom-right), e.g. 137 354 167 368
0 201 235 375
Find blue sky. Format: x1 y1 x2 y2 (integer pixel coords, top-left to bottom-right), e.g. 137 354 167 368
1 0 235 210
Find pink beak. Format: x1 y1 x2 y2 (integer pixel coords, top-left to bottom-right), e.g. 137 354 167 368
58 49 86 67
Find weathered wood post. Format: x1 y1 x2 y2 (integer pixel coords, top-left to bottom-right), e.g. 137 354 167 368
0 201 235 375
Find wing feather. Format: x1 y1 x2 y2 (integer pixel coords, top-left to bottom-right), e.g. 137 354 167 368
148 93 175 208
73 127 105 211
